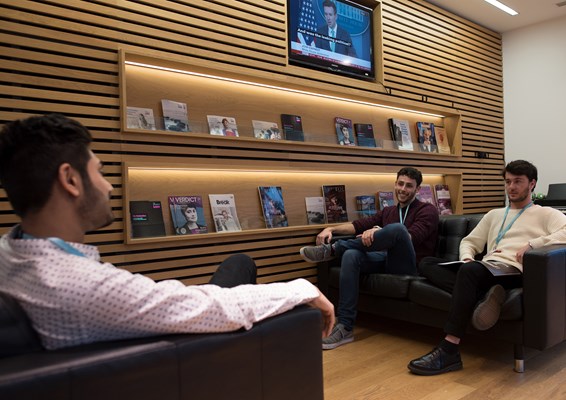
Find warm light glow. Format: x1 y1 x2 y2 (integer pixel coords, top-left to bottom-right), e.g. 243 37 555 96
484 0 519 16
125 61 446 118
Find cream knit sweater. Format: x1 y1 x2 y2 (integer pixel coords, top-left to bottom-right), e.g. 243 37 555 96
460 205 566 271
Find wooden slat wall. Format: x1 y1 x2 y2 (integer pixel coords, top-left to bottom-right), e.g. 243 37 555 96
0 0 504 284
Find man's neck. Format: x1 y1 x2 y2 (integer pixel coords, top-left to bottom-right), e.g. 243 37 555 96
398 198 415 208
509 199 532 210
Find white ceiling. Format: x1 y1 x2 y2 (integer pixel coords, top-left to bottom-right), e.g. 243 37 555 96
424 0 566 33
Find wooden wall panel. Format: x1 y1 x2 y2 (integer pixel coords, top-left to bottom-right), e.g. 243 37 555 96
0 0 504 284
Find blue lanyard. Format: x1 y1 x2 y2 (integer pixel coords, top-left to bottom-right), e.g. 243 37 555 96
398 202 411 226
494 202 533 248
22 233 87 258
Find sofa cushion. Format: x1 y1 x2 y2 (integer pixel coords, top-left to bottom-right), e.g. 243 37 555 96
435 215 469 260
0 292 43 358
329 267 423 299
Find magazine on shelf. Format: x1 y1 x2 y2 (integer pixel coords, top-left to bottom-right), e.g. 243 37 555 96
438 260 521 276
129 200 166 238
126 106 156 130
252 120 281 140
354 123 378 148
208 194 242 232
335 117 356 146
207 115 239 137
435 184 453 215
378 191 395 210
417 184 437 208
161 99 189 132
305 196 326 225
168 195 208 235
280 114 304 141
435 126 451 154
416 122 438 153
356 195 376 218
388 118 414 151
322 184 349 223
258 186 288 228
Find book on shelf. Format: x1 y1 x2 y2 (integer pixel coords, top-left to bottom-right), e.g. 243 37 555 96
126 106 156 130
305 196 327 225
208 194 242 232
335 117 356 146
434 184 453 215
322 184 349 223
388 118 414 151
280 114 304 141
252 120 281 140
168 195 208 235
354 123 378 148
416 184 437 208
438 260 521 276
161 99 189 132
129 200 166 238
378 191 395 210
258 186 288 228
434 126 451 154
416 122 438 153
207 115 239 137
356 195 377 218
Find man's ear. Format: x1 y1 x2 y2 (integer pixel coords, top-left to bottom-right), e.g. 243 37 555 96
58 163 81 197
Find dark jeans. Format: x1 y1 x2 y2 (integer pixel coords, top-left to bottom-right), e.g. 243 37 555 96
334 223 416 330
208 253 257 287
419 257 522 338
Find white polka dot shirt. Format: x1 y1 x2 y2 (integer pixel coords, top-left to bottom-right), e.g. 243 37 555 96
0 226 319 350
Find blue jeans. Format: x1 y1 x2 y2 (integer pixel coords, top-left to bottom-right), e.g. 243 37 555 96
334 223 416 330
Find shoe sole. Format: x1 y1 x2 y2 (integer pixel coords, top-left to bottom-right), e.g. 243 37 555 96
472 285 506 331
299 247 319 263
408 361 463 376
322 336 354 350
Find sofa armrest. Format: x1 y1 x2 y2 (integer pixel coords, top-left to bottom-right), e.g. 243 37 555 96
522 244 566 350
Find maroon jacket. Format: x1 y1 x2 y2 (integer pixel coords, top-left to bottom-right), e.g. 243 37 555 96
352 199 439 262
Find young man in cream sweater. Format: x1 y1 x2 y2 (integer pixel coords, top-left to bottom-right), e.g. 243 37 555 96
408 160 566 376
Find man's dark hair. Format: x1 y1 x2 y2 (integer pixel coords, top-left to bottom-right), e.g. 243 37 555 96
397 167 423 187
502 160 538 191
0 114 92 217
322 0 337 13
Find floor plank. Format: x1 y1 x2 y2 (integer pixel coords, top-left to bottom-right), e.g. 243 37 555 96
323 313 566 400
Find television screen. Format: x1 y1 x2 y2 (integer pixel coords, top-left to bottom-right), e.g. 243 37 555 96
287 0 375 81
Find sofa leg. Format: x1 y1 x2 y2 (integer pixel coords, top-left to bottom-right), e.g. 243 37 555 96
514 344 525 373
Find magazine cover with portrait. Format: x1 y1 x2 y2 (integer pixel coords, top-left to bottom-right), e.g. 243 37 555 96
208 194 242 232
258 186 288 228
207 115 239 137
322 184 349 223
335 117 355 146
168 195 208 235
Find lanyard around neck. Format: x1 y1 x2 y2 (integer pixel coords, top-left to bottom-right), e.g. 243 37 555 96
398 202 411 225
22 233 87 258
494 202 533 248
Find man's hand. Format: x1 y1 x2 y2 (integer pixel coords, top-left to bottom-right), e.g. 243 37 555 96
515 242 532 264
359 226 381 247
307 289 335 337
316 227 334 245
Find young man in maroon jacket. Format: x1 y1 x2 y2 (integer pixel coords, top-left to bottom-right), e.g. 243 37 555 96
300 167 439 349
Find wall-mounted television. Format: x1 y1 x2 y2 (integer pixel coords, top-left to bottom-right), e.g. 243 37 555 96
287 0 375 81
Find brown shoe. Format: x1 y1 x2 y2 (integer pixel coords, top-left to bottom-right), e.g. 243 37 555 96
472 284 506 330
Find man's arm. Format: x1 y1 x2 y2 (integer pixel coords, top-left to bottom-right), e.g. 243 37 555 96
315 222 356 245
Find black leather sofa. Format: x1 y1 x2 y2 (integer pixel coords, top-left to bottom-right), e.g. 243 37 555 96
0 292 323 400
318 213 566 372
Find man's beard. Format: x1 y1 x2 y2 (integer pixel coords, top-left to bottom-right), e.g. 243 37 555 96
79 175 114 231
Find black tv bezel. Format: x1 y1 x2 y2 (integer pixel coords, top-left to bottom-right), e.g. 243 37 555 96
286 0 376 82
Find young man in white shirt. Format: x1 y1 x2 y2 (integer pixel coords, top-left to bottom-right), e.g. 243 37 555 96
0 114 334 350
408 160 566 375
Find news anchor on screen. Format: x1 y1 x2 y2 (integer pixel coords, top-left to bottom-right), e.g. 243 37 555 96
316 0 357 57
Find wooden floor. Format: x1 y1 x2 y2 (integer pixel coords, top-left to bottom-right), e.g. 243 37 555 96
323 313 566 399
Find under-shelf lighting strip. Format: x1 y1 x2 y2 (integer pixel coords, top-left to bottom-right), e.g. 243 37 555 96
125 61 446 118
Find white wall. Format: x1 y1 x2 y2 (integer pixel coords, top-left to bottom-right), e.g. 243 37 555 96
503 15 566 195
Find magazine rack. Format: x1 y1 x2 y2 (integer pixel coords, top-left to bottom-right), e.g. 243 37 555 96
119 50 464 244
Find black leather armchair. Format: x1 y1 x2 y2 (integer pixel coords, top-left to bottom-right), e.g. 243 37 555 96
0 292 323 400
318 214 566 372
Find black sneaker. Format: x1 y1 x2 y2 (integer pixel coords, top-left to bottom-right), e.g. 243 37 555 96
408 347 463 376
